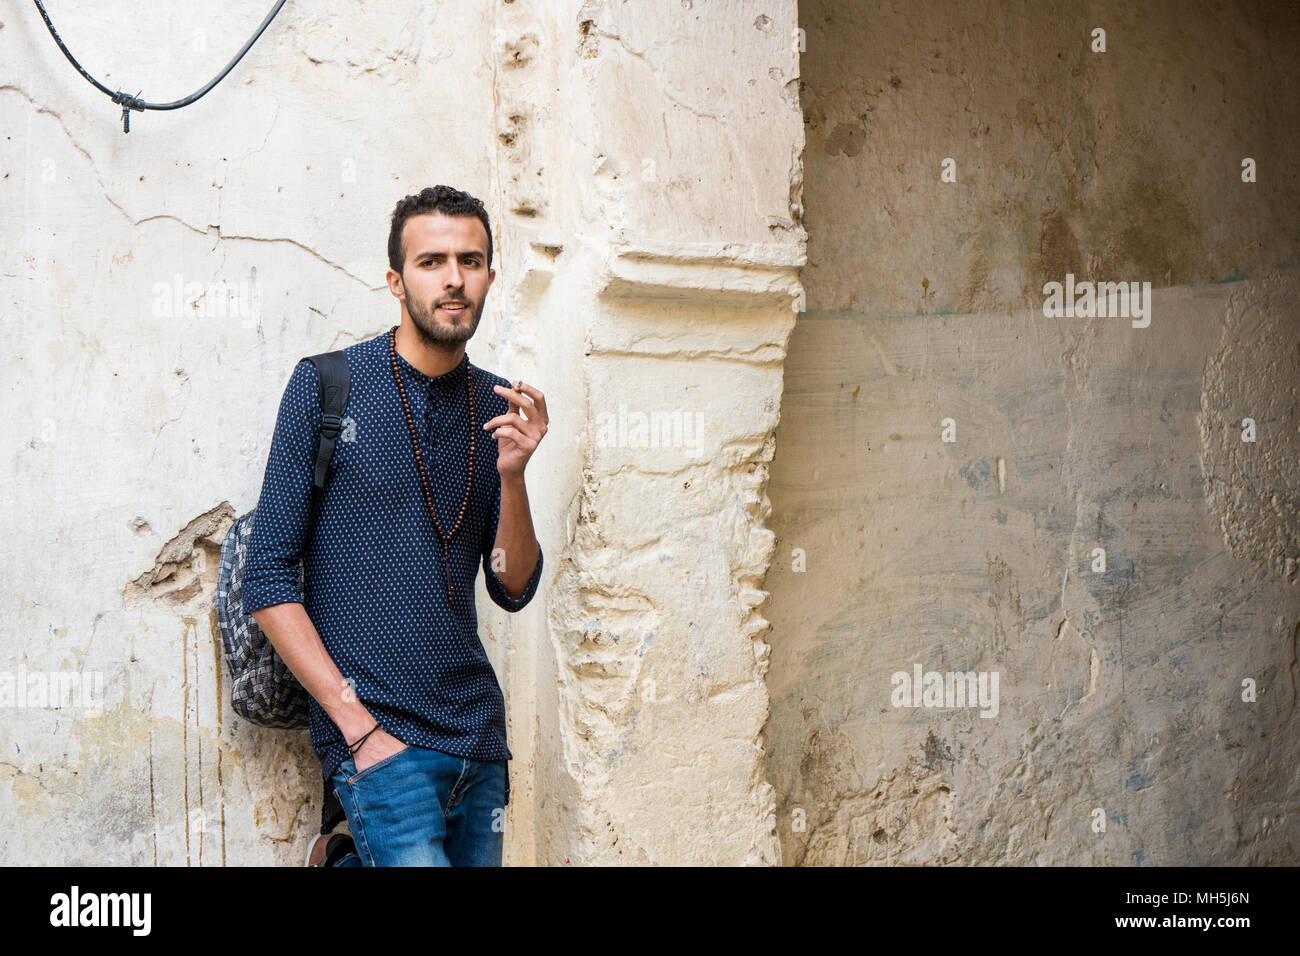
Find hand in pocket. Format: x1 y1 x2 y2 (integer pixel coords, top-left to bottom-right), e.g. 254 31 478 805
352 727 409 774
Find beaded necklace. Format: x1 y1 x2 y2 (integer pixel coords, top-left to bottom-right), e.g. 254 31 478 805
386 324 476 602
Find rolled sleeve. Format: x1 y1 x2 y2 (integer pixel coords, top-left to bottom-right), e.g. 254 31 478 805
242 359 320 614
480 484 543 612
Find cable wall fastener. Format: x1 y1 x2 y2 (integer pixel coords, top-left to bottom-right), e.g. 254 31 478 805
32 0 289 134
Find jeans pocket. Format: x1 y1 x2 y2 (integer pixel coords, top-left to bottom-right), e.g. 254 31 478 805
348 744 412 785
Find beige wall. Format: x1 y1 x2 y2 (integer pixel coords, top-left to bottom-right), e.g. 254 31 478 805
767 0 1300 864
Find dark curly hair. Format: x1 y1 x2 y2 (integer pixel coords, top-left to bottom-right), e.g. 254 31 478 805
387 185 493 277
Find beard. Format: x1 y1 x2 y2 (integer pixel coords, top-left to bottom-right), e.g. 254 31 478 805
405 286 482 347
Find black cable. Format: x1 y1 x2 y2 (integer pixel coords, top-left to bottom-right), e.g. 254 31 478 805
31 0 289 133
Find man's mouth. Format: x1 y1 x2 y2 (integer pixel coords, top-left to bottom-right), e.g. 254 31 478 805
438 301 468 314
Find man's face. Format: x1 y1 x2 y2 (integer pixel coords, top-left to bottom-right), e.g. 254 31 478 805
388 212 494 346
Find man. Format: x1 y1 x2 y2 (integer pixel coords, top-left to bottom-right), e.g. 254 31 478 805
242 185 547 866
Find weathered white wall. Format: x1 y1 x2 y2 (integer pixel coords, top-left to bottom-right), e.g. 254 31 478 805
3 0 540 866
1 0 805 865
767 0 1300 864
535 0 802 865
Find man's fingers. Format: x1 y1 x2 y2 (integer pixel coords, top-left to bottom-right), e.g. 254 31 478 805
488 424 535 448
482 411 537 434
495 382 547 427
494 382 536 408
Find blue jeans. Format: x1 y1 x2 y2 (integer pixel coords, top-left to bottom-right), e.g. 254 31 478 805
328 744 507 867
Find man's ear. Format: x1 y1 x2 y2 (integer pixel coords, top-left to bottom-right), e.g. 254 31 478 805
385 268 405 299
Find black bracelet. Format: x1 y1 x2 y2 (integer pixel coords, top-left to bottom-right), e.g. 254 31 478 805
347 721 381 756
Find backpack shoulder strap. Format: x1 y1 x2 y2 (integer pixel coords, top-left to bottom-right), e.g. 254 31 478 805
300 350 350 492
300 349 351 837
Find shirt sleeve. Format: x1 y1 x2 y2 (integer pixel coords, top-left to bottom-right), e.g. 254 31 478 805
242 359 320 614
480 474 543 613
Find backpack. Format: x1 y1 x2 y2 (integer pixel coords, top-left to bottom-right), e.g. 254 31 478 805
216 349 350 729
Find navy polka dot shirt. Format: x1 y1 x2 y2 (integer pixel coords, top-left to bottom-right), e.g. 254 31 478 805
241 330 542 832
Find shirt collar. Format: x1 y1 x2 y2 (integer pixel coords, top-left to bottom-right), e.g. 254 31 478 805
389 342 469 391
